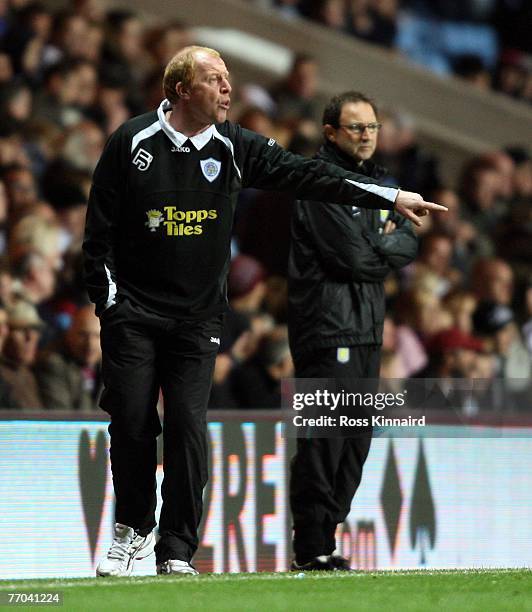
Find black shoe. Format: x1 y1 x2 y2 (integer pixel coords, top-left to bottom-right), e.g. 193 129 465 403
290 555 335 571
329 554 353 571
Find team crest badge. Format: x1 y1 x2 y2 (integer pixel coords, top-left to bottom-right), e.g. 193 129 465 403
145 209 163 232
337 347 350 364
200 158 221 182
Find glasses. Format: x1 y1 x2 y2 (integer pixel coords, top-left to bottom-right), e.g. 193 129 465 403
338 123 382 134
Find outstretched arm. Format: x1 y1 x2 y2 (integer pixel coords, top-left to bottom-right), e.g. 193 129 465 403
240 129 446 223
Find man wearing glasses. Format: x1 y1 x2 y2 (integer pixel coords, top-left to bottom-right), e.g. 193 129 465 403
288 92 418 571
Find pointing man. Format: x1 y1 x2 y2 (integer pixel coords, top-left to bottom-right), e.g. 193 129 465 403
84 47 445 577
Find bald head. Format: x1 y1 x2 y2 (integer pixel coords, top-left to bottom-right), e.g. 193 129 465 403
65 305 101 366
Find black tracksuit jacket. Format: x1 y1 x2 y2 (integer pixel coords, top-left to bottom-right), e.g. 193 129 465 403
288 141 418 359
83 100 401 320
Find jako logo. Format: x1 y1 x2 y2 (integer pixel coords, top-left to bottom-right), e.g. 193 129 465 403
171 146 191 153
210 337 220 345
132 148 153 171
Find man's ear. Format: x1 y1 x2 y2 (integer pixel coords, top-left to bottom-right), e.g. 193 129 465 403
323 124 336 144
175 81 190 100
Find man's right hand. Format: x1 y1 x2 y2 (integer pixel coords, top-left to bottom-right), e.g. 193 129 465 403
394 190 447 226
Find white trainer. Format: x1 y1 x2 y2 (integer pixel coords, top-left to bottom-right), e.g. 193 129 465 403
96 523 155 577
156 560 199 575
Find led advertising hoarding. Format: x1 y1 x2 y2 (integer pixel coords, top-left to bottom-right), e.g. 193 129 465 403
0 419 531 578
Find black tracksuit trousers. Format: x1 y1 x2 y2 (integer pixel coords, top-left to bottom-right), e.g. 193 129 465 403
290 345 380 564
99 298 222 564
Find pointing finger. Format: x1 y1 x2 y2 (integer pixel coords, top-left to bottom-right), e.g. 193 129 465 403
420 201 448 212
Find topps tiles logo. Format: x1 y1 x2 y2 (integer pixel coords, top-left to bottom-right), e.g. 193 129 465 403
145 206 218 236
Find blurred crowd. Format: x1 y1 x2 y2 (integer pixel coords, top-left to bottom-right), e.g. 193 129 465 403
258 0 532 104
0 0 530 413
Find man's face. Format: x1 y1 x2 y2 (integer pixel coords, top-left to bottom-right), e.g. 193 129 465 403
449 348 478 379
289 60 318 98
423 236 453 276
327 101 379 163
187 52 231 125
5 326 40 366
6 169 37 209
65 311 101 367
488 262 513 305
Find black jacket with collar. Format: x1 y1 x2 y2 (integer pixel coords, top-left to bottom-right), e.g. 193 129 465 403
83 100 401 320
288 141 418 358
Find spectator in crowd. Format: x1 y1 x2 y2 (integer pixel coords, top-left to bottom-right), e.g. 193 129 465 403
304 0 347 30
471 258 514 306
348 0 398 48
523 280 532 355
380 316 407 379
479 150 516 205
430 186 493 273
101 9 150 114
473 301 531 383
373 109 441 194
72 0 106 24
460 158 508 234
233 326 293 408
35 304 101 410
74 60 99 112
45 10 89 65
145 22 192 71
494 50 531 101
395 286 451 345
0 79 33 129
33 59 85 128
8 215 62 277
381 314 427 378
209 255 271 408
80 20 105 63
411 326 497 415
2 164 40 220
0 178 8 254
505 146 532 202
442 290 477 335
228 254 267 321
0 299 44 409
0 301 18 408
452 54 491 90
417 327 483 380
9 249 57 307
0 123 31 169
269 54 321 125
415 232 461 297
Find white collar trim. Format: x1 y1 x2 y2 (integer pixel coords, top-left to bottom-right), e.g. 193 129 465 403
157 99 214 151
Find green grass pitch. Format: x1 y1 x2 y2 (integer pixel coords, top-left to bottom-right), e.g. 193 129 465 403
1 569 531 611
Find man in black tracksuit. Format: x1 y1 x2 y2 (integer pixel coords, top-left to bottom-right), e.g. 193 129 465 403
84 48 441 576
288 91 418 570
